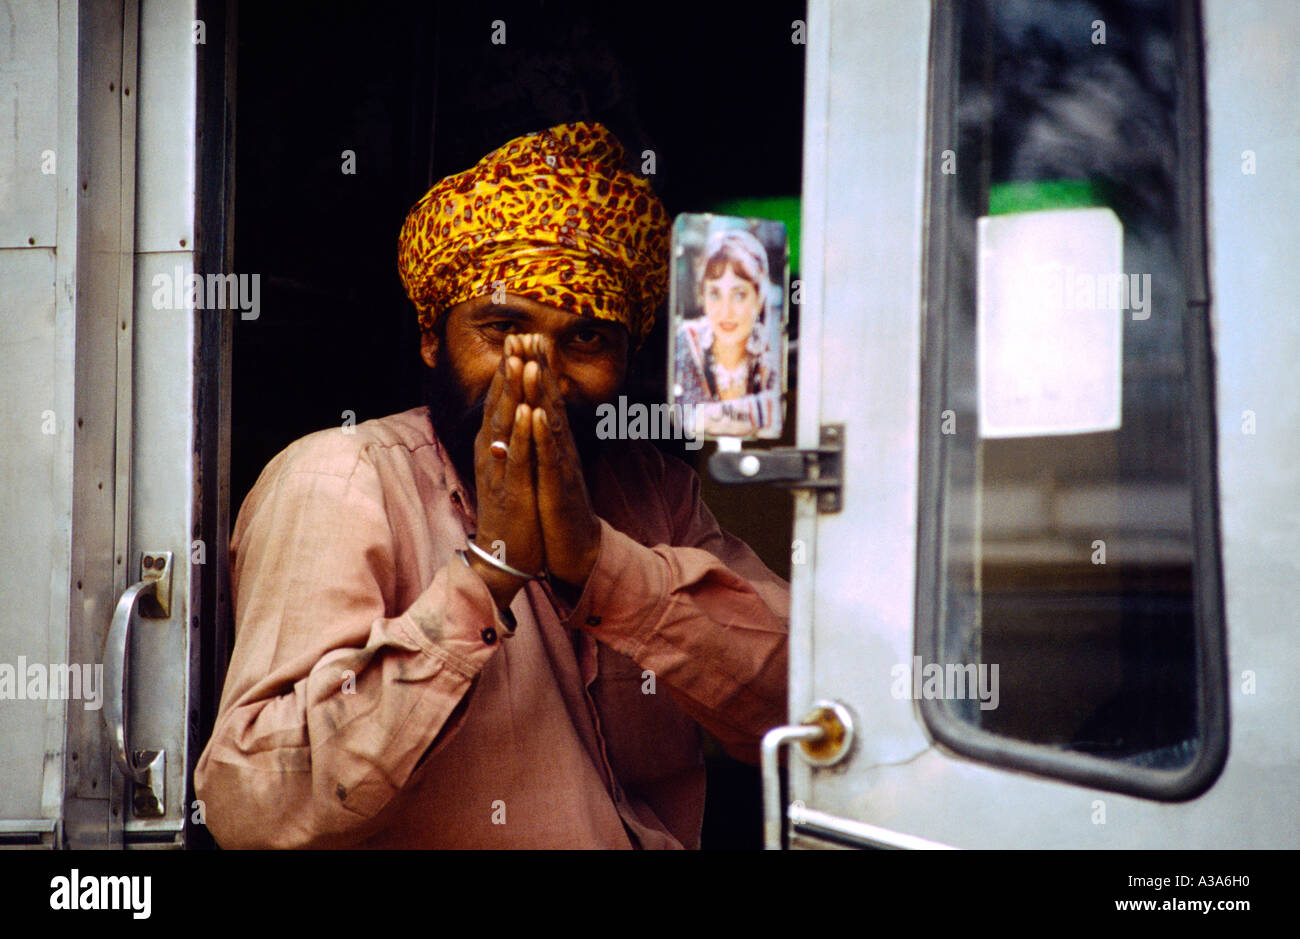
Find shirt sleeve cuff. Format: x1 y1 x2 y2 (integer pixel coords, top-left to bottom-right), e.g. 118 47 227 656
564 518 669 653
398 554 518 675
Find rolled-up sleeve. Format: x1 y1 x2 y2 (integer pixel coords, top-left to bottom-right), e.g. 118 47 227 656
194 446 509 849
567 451 790 764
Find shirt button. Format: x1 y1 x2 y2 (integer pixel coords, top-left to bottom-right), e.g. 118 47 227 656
585 615 602 627
482 627 498 645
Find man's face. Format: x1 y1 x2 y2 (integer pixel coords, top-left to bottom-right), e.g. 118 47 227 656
422 293 630 488
429 293 629 407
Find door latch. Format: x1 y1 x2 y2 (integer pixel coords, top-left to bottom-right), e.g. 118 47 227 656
708 424 843 513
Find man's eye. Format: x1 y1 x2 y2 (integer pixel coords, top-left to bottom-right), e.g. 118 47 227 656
485 321 519 334
571 330 604 349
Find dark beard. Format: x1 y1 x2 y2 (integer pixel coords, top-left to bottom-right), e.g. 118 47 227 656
423 359 608 502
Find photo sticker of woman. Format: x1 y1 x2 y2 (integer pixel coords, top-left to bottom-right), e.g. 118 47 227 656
673 227 782 438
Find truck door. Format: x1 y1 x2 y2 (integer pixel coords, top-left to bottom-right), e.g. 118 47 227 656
0 0 232 849
768 0 1298 849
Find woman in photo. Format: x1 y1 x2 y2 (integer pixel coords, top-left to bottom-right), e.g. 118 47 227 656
674 228 781 437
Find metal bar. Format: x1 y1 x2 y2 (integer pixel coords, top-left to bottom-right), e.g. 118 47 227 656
109 0 141 851
0 820 59 834
63 0 130 851
790 804 958 851
761 724 824 850
783 0 834 824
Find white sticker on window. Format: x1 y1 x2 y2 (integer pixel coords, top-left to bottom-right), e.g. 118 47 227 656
977 207 1124 438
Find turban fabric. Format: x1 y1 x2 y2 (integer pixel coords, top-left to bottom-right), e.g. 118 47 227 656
398 122 670 354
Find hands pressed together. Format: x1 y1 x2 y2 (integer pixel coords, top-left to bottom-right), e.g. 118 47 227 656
467 334 603 609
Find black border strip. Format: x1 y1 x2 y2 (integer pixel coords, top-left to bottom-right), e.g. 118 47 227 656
189 0 238 850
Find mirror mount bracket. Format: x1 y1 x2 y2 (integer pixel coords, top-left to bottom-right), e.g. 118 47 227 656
707 423 843 513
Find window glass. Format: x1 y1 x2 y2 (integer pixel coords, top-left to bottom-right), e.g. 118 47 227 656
920 0 1224 795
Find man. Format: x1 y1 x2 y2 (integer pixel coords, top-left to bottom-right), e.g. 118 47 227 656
194 122 790 848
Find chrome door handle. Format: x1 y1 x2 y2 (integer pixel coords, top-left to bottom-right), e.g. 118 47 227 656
102 552 172 816
760 700 855 849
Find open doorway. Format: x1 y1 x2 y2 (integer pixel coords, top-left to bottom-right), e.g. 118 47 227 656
226 0 805 848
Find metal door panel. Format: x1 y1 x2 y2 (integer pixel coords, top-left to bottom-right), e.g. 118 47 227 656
0 247 65 827
798 745 1293 850
123 249 196 834
788 0 1299 850
1204 0 1300 784
0 0 59 249
1 0 206 847
789 0 932 810
134 0 196 254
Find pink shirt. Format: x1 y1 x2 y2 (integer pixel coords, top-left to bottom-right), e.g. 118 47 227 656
194 407 789 848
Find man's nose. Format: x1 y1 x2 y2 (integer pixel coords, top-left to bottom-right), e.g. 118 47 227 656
553 363 576 401
533 334 573 399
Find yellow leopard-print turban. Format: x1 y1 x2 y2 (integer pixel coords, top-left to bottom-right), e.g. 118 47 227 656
398 122 669 358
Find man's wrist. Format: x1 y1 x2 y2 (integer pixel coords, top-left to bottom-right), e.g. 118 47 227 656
461 550 526 612
549 524 602 592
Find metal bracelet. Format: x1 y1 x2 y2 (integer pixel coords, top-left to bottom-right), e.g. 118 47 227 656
464 537 540 581
455 549 519 635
